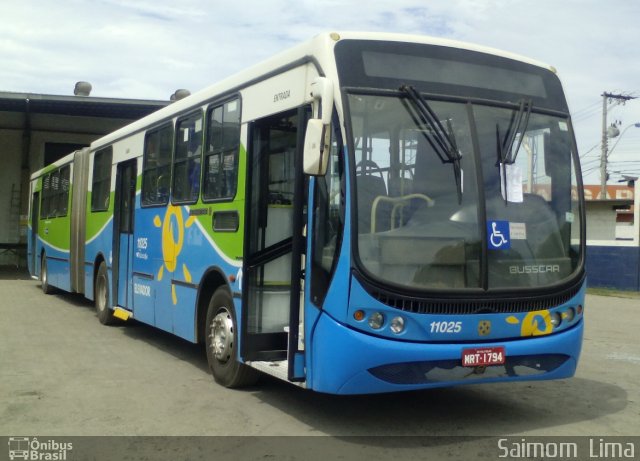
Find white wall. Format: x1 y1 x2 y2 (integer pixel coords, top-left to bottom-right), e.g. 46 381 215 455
585 202 619 241
587 181 639 247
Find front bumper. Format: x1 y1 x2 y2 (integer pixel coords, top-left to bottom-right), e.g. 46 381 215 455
309 312 583 394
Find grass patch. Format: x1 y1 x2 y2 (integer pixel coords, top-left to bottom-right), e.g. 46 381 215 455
587 287 640 299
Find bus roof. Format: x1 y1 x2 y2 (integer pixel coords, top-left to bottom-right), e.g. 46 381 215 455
89 31 555 151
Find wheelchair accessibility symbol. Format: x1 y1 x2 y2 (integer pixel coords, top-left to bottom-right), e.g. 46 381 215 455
487 220 511 250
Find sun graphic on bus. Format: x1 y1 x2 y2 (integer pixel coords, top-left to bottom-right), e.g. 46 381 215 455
506 310 553 337
153 205 196 304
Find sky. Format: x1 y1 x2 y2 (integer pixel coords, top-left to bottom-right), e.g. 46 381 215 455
2 0 640 185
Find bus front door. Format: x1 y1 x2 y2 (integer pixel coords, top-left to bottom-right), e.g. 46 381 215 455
243 107 308 381
113 159 136 310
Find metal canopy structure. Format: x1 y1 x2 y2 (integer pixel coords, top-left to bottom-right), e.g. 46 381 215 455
0 91 167 120
0 89 169 265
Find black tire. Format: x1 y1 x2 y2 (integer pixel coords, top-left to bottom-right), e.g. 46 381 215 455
95 261 116 325
205 287 259 388
41 254 55 294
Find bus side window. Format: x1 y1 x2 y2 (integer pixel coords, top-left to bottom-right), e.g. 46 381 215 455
40 173 51 219
57 165 70 217
142 123 173 206
173 111 203 204
203 99 240 201
49 170 60 217
91 147 113 212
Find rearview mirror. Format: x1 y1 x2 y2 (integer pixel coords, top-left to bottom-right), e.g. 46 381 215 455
310 77 334 125
303 119 330 176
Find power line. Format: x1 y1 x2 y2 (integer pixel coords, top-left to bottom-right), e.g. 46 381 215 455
573 100 602 116
579 142 601 158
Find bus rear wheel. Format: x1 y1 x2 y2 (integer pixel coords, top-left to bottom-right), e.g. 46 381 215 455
41 254 55 294
95 261 116 325
205 287 259 388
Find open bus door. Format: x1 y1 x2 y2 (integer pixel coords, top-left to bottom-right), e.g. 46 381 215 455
112 159 137 310
242 107 309 382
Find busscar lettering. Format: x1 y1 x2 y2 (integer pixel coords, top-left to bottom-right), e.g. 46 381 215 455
273 90 291 102
509 265 560 274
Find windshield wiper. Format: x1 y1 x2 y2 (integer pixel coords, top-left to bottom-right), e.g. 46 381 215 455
496 98 532 165
495 99 532 204
400 85 463 203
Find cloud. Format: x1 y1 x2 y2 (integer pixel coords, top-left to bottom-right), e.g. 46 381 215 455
1 0 639 181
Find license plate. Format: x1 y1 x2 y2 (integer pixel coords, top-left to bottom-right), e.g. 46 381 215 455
462 346 506 367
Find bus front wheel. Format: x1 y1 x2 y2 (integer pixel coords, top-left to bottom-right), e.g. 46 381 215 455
205 287 258 388
95 261 116 325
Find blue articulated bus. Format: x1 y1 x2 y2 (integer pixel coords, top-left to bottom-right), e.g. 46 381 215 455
28 32 585 394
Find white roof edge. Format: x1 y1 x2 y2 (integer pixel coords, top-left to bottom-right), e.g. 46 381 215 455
90 31 555 150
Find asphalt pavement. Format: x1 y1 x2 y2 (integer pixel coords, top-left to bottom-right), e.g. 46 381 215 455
1 269 638 460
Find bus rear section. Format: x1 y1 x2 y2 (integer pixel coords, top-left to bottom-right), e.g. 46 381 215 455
28 149 89 295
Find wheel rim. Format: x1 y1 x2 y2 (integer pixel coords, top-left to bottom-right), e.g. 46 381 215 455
41 260 47 286
209 308 233 363
96 276 106 312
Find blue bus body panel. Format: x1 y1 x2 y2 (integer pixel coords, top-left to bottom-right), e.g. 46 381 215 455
39 239 71 292
132 273 155 326
307 267 585 394
83 196 243 344
309 311 583 394
130 202 242 343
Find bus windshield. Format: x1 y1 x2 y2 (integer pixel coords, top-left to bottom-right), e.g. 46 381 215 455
349 92 582 291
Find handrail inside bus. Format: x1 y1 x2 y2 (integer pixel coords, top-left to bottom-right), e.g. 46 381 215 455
370 193 434 233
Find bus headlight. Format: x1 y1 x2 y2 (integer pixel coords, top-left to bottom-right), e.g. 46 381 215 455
368 312 384 330
565 307 575 322
390 316 405 334
550 312 562 328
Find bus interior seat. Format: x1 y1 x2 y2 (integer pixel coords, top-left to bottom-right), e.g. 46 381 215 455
408 136 457 223
356 161 388 233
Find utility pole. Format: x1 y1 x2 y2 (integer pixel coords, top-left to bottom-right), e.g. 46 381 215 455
600 92 637 198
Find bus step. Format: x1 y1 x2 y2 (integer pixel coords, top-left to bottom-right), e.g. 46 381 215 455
247 360 307 387
113 307 132 321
